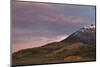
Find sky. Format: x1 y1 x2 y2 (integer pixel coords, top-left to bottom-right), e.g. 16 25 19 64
11 1 95 53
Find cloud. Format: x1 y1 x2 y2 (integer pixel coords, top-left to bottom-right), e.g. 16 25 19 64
38 14 84 24
12 1 95 25
12 1 56 9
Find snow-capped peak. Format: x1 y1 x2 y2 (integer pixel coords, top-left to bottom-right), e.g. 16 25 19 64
82 24 95 29
79 24 95 33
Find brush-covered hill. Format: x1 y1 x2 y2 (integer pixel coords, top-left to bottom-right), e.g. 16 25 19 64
12 26 96 66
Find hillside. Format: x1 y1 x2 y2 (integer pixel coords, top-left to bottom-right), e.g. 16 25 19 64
12 26 96 66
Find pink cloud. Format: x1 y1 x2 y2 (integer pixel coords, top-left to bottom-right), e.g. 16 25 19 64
14 13 33 22
64 16 84 23
38 14 84 24
13 1 56 9
12 1 84 24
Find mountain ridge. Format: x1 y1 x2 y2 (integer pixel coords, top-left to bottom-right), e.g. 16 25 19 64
12 25 96 66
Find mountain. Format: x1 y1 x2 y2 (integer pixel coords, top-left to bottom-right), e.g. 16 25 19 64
12 26 96 66
62 26 96 44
